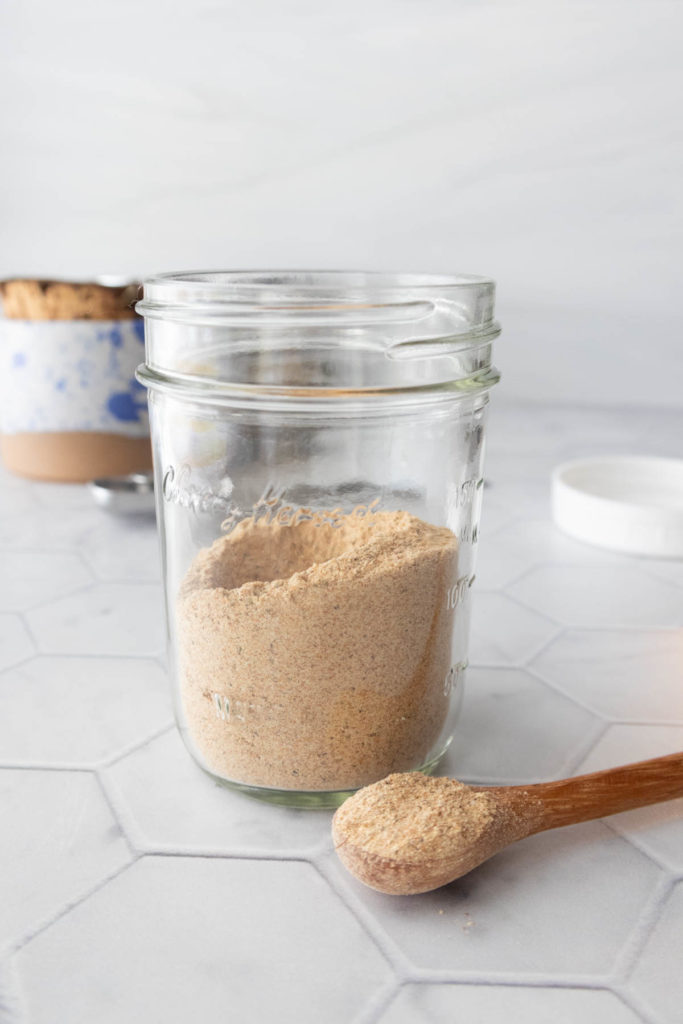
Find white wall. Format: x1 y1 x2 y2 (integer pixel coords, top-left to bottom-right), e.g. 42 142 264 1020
2 0 681 406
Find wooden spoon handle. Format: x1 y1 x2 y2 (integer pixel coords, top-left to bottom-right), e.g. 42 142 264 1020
518 751 683 834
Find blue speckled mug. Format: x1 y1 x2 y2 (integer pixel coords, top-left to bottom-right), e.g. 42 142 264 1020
0 280 151 481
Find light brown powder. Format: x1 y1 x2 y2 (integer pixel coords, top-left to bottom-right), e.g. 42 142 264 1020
0 278 139 320
177 510 458 791
333 772 495 862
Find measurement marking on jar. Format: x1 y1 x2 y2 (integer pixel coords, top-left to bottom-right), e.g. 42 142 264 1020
443 662 467 696
445 575 474 610
459 523 478 543
210 692 258 722
212 692 231 720
452 477 483 510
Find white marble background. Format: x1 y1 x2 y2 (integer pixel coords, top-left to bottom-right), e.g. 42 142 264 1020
1 0 681 406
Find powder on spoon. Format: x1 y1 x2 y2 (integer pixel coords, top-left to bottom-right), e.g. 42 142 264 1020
333 772 496 863
177 509 459 792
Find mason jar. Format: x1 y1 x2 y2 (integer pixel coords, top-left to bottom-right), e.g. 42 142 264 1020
137 272 501 807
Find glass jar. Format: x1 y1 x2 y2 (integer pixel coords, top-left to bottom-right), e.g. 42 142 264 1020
137 272 501 807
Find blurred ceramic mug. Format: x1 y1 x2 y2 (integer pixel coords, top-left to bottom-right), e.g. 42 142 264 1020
0 278 152 482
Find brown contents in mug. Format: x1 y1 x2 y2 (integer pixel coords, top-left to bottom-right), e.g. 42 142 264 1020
177 510 458 791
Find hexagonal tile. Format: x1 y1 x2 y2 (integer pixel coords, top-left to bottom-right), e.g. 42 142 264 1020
379 984 643 1024
531 630 683 723
477 495 513 539
0 657 172 767
104 729 331 855
13 856 392 1024
576 724 683 872
0 551 93 612
0 615 35 670
469 592 560 666
81 514 160 582
509 566 683 629
0 506 99 551
473 536 529 590
483 478 552 520
325 820 662 975
492 519 623 568
0 770 131 953
443 667 601 784
31 481 97 511
628 882 683 1024
0 479 37 521
25 583 165 656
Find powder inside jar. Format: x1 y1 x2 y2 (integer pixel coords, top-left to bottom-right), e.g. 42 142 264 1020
177 509 459 791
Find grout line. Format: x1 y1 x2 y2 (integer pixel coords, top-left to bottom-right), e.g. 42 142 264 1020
610 873 676 987
601 816 683 875
80 573 163 586
554 718 611 779
536 624 683 635
4 856 141 960
0 653 39 677
521 625 565 667
117 837 334 859
633 563 683 592
21 646 166 660
0 762 96 773
142 849 316 864
15 611 40 657
0 955 28 1024
525 667 683 730
312 852 415 979
478 585 567 631
468 624 563 672
610 985 660 1024
521 625 568 666
93 771 139 860
12 650 168 662
390 969 621 987
17 579 99 616
351 977 401 1024
524 664 612 721
597 716 683 728
479 563 539 592
96 770 150 855
96 720 175 771
498 588 583 631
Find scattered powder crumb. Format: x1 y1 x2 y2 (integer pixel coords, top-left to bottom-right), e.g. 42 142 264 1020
333 772 496 863
177 510 458 791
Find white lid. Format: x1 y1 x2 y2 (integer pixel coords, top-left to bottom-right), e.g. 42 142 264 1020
552 456 683 558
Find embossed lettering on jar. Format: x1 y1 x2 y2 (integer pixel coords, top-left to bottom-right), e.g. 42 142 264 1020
136 272 501 808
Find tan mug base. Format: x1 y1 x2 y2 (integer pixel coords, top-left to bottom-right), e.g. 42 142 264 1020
1 432 152 483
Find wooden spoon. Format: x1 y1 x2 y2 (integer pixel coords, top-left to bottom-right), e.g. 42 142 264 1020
331 752 683 895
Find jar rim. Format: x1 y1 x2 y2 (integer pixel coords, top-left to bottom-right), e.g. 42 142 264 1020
140 268 495 295
136 270 497 325
136 270 501 407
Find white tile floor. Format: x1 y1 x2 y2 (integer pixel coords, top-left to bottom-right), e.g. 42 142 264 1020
1 401 682 1023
